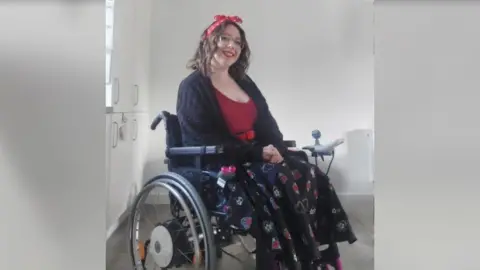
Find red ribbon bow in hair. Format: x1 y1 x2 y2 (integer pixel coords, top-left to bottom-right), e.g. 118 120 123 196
205 14 243 38
214 15 243 23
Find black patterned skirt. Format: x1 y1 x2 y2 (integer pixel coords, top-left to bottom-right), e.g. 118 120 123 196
220 157 357 269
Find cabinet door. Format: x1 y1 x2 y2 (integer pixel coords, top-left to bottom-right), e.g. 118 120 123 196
131 0 152 113
109 0 135 113
129 113 150 200
106 113 134 231
105 114 112 232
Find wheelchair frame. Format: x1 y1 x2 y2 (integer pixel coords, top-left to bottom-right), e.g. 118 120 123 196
128 111 338 270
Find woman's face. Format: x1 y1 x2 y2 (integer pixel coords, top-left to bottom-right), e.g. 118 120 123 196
212 24 243 69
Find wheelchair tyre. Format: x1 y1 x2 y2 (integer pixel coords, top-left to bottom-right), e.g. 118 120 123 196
128 172 217 270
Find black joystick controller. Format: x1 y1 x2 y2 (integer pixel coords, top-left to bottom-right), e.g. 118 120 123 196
302 129 345 176
312 130 321 146
310 130 324 163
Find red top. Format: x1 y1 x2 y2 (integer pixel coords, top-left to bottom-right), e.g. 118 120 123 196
215 89 257 141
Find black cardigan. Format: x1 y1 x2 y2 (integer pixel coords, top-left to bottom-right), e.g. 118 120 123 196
176 70 286 164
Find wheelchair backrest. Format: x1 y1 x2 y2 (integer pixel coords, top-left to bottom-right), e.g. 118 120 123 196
153 111 200 170
159 111 183 148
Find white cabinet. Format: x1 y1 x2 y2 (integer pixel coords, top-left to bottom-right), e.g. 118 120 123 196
109 0 151 113
129 113 150 192
105 114 112 232
109 0 136 113
131 0 152 113
106 112 149 236
106 113 134 232
106 0 152 237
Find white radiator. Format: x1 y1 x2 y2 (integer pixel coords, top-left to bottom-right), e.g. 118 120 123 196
346 129 374 193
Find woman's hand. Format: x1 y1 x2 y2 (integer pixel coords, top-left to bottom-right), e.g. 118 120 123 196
262 144 284 164
269 147 284 164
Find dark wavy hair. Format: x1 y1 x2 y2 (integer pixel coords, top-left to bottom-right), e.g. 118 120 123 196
187 20 251 80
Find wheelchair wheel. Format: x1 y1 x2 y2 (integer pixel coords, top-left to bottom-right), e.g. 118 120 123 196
274 255 343 270
128 172 217 270
274 262 341 270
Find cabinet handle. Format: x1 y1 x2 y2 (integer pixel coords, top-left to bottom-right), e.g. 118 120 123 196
113 77 120 104
133 84 139 106
132 119 138 141
112 121 119 148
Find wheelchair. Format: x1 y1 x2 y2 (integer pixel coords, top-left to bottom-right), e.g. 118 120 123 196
128 111 344 270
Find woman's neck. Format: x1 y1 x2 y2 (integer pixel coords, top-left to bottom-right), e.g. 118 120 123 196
210 68 231 82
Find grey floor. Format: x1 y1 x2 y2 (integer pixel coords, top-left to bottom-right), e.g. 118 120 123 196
107 195 373 270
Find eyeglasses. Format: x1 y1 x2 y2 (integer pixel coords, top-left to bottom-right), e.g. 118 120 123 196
218 35 244 49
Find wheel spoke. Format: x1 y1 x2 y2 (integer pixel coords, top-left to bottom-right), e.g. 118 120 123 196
176 248 193 264
128 176 215 270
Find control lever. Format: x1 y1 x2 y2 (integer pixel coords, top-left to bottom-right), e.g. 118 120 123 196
302 138 345 156
311 129 323 162
302 129 345 175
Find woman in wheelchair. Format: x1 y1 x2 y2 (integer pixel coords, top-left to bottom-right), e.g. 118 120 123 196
129 15 356 270
175 15 357 269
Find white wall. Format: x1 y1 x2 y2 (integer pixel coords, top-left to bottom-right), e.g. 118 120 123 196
0 2 105 269
374 2 480 269
145 0 374 194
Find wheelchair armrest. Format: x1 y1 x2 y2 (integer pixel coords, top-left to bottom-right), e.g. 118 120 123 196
283 140 296 147
166 145 224 156
287 148 309 162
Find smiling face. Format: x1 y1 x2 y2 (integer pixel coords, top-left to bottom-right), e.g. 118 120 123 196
212 24 244 69
187 20 251 80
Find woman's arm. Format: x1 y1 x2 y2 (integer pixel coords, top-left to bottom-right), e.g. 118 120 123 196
245 77 287 156
176 78 265 163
